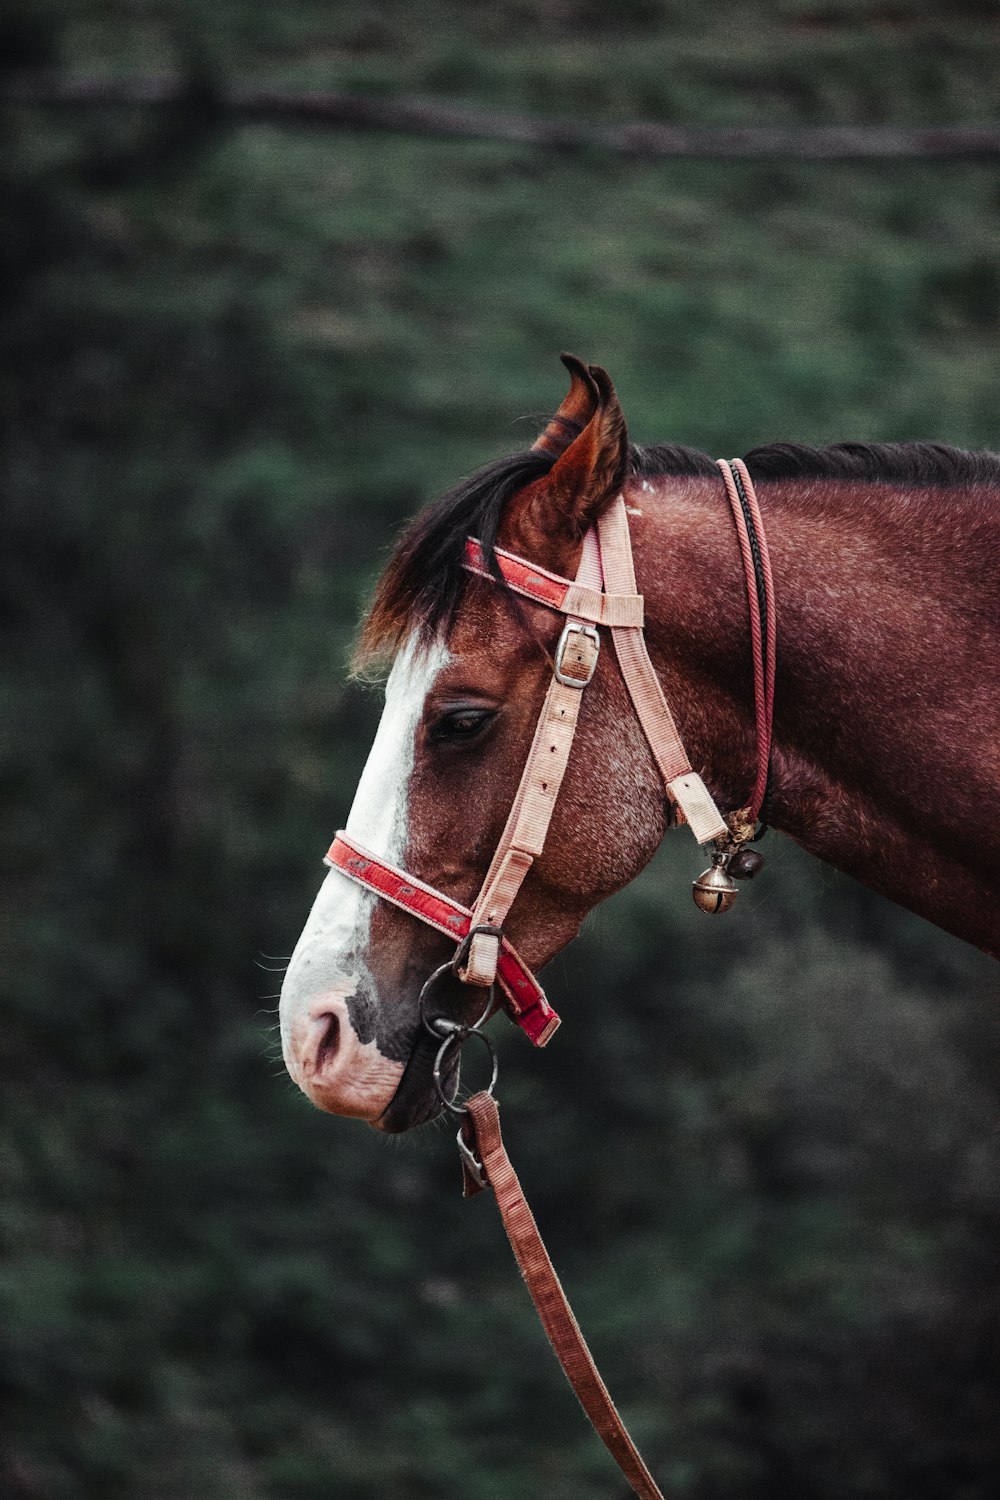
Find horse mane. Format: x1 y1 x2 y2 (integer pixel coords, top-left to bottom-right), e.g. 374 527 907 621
354 432 1000 672
636 438 1000 485
628 443 721 478
742 441 1000 485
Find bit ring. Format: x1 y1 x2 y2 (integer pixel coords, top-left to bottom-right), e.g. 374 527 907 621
432 1025 498 1116
419 961 495 1042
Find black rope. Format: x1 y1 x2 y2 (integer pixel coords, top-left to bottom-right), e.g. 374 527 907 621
726 462 773 833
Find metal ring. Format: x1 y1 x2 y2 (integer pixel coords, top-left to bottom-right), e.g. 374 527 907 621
432 1026 498 1116
419 961 495 1042
419 962 460 1041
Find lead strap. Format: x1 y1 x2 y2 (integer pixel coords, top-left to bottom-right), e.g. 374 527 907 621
716 459 776 823
462 1092 666 1500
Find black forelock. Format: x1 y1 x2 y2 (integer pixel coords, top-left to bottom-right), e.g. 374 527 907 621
355 445 555 669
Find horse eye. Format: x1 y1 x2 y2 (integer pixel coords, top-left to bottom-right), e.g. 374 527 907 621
429 707 495 744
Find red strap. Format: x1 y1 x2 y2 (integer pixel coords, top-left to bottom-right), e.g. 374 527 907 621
326 833 561 1047
464 538 571 612
464 538 644 627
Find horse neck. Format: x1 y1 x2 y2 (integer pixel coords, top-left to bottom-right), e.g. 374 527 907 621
627 470 1000 950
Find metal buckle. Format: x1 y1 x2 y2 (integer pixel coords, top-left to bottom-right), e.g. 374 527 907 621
457 1127 487 1189
554 622 599 687
452 922 502 985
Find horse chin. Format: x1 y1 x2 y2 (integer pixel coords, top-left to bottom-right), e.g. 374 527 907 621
372 1029 454 1134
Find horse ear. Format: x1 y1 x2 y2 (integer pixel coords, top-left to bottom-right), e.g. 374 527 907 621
534 360 629 540
532 353 600 457
503 358 629 562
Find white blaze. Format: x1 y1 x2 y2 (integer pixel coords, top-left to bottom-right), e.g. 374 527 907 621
279 636 450 1113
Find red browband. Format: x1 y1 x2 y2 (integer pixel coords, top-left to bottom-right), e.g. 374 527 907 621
463 538 573 613
464 538 645 628
325 833 561 1046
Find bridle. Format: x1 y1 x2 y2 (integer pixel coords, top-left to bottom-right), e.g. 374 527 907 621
326 458 775 1048
321 460 776 1500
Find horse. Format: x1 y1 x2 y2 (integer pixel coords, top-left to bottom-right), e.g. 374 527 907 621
279 355 1000 1134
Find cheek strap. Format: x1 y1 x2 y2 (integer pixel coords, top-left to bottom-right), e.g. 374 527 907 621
458 499 727 990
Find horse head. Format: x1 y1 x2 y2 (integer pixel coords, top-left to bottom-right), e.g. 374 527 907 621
279 356 1000 1129
279 358 671 1131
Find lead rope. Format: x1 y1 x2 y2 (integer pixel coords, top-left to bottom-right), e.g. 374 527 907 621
717 459 776 826
461 1092 666 1500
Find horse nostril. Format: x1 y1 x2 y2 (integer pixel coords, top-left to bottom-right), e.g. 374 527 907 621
317 1011 340 1070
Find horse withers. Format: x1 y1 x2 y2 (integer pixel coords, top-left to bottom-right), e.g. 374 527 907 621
279 356 1000 1132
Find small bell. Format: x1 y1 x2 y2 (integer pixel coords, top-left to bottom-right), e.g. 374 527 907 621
692 853 739 914
727 847 765 880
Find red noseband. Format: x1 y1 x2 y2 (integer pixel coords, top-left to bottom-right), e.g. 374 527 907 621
325 834 560 1046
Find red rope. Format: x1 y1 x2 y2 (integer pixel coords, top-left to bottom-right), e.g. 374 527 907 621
717 460 776 822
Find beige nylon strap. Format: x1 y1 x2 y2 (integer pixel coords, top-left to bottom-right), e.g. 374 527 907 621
460 623 599 984
463 1093 666 1500
598 498 727 843
562 582 644 627
457 533 606 984
460 497 726 987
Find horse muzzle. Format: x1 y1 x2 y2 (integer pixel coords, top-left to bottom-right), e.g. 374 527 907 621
280 980 405 1121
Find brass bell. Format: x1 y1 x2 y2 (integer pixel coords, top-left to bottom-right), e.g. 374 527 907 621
692 855 739 914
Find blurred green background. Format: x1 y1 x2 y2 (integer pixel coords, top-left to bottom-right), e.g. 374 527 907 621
3 3 1000 1496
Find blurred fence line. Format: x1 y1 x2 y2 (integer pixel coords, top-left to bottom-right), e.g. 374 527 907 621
10 73 1000 159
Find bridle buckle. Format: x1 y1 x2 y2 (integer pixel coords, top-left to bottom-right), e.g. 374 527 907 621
554 621 600 687
453 922 503 986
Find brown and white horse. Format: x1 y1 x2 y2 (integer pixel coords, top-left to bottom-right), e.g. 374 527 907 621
279 357 1000 1133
